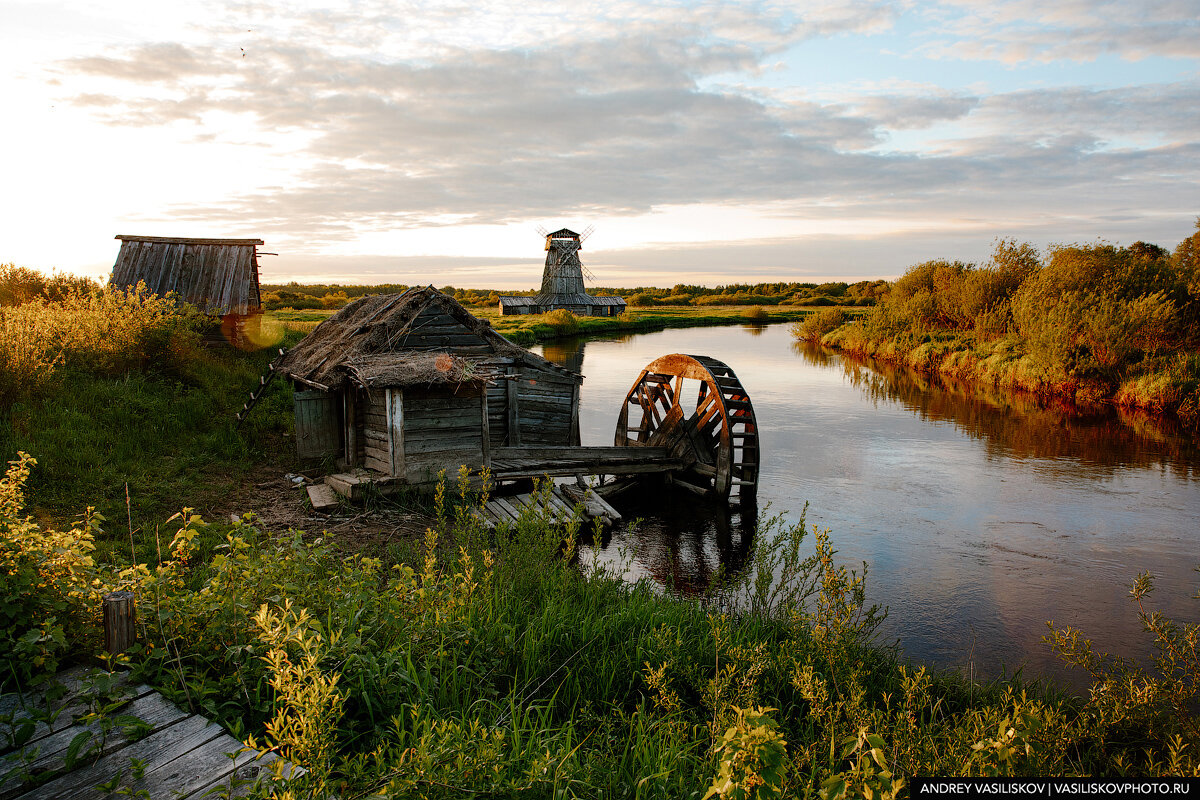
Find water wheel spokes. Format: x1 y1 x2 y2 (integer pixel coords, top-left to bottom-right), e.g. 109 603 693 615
615 353 759 500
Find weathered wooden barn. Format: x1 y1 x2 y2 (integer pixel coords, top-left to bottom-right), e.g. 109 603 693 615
274 287 582 487
498 228 626 316
109 235 264 342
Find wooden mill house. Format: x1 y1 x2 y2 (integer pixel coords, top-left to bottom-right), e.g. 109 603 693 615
274 287 582 491
498 228 626 316
109 235 265 344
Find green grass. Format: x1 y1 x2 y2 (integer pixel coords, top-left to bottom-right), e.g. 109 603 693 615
5 473 1197 797
0 335 303 562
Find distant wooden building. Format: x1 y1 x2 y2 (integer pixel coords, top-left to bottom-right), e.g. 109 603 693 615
498 228 626 316
274 287 582 485
109 235 264 342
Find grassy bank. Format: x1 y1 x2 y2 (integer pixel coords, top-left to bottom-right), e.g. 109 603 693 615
269 304 822 346
795 232 1200 429
0 284 303 554
4 463 1199 798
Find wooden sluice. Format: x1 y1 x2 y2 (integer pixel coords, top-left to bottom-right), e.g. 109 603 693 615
489 445 682 480
1 666 294 800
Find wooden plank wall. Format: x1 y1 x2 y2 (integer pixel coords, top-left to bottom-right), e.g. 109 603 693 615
402 386 486 483
110 240 260 315
516 366 575 446
362 391 392 475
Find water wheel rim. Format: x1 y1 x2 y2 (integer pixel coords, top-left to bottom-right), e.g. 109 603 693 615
615 353 758 499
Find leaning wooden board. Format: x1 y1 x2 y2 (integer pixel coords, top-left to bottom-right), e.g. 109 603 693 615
1 666 298 799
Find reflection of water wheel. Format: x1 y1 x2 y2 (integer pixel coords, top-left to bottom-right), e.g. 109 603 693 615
615 354 759 500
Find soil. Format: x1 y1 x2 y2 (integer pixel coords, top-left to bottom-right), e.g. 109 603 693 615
216 459 436 555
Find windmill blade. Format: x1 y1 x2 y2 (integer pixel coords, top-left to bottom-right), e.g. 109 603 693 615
536 225 549 238
580 225 595 242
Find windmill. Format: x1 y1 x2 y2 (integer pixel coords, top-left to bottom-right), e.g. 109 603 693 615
497 226 625 317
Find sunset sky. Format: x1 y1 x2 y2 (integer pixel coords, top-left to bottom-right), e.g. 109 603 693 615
3 0 1198 288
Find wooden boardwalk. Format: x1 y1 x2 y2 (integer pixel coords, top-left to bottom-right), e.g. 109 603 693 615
471 482 622 530
1 666 289 800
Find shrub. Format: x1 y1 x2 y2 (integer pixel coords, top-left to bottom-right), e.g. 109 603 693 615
0 264 98 307
542 308 579 335
742 306 770 322
628 292 656 307
792 308 847 341
0 282 205 402
1012 244 1184 378
0 453 108 687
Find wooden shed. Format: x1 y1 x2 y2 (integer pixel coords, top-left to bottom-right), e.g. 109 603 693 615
274 287 582 486
109 235 264 343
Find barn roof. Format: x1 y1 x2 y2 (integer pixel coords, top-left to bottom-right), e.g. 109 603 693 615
110 235 264 315
275 287 580 390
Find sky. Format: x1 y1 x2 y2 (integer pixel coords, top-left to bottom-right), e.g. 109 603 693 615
2 0 1199 289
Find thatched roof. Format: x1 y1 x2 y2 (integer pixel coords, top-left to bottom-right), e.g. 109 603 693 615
110 235 263 315
275 287 578 390
343 353 486 388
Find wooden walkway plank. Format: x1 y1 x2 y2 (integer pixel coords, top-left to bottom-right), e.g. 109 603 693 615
18 714 221 800
2 675 154 759
0 692 187 799
5 668 293 800
122 730 263 800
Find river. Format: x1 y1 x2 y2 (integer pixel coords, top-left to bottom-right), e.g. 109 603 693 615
534 323 1200 686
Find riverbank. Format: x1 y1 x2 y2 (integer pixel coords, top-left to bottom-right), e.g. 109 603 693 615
793 238 1200 432
268 304 824 345
806 324 1200 432
4 287 1198 793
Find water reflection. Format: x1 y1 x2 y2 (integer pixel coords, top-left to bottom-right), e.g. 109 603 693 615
790 341 1199 480
584 485 757 595
538 326 1200 687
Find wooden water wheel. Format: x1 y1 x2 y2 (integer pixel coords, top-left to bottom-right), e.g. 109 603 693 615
615 354 759 499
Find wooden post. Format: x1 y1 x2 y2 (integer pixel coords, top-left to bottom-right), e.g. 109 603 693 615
506 371 521 446
103 591 136 655
479 389 490 468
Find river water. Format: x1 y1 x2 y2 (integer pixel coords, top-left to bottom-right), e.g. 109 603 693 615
534 323 1200 686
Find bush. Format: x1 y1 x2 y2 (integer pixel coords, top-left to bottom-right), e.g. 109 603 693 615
742 306 770 322
0 453 108 687
628 292 656 307
0 264 98 307
792 308 847 341
542 308 580 335
0 283 205 402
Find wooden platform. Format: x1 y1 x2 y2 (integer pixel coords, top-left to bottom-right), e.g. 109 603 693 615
489 445 682 480
472 483 622 530
322 445 683 502
1 666 291 799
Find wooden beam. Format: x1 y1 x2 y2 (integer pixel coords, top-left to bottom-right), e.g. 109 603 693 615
387 388 405 479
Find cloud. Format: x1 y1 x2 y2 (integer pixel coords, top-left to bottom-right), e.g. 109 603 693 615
43 0 1200 281
916 0 1200 63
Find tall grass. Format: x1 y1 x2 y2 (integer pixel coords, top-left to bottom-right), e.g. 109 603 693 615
0 282 207 403
4 465 1197 796
0 277 300 538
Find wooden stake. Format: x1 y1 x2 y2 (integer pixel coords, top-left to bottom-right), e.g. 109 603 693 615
104 591 137 655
